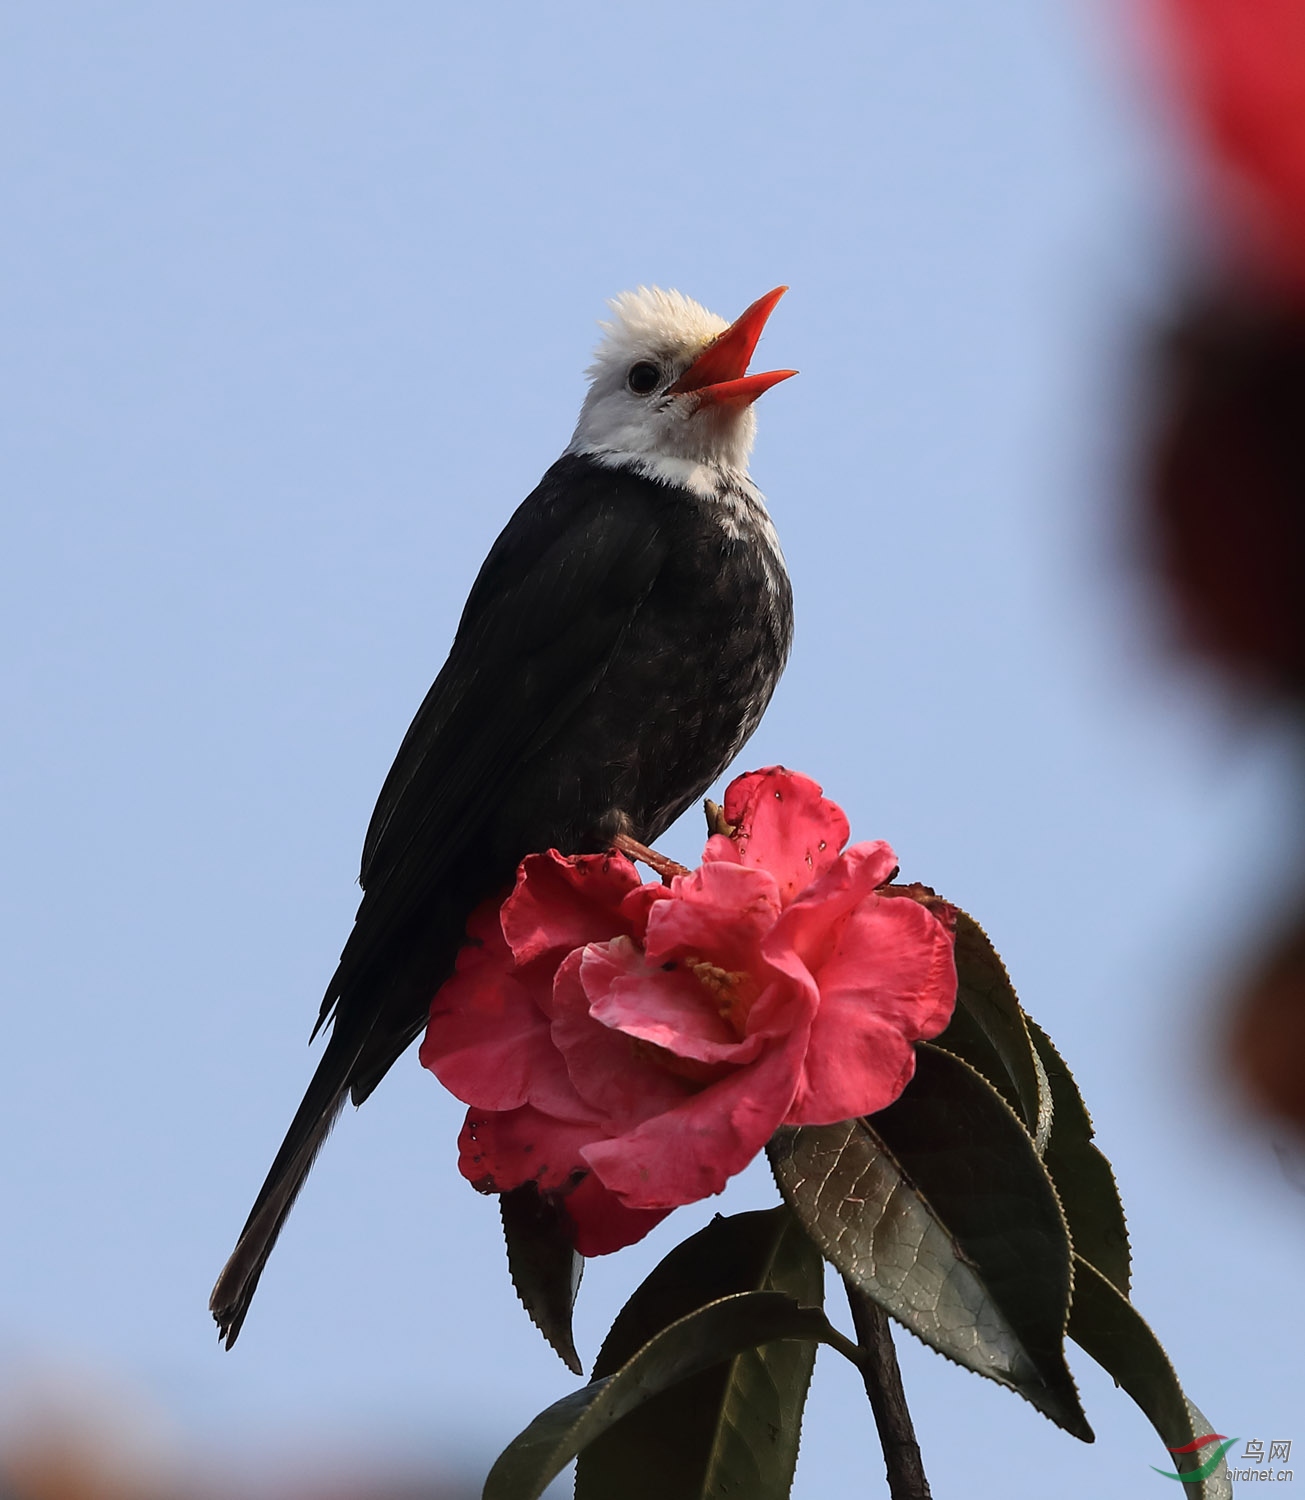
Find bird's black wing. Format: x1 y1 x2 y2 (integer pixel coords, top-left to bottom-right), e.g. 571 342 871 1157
211 459 673 1349
326 454 671 1020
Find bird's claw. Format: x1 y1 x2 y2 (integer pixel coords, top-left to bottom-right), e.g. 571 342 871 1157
703 799 736 837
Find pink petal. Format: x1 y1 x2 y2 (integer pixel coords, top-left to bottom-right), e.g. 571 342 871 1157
561 1173 672 1255
779 882 959 1124
502 849 645 966
457 1103 670 1255
705 767 852 905
457 1104 603 1196
760 843 900 997
617 878 675 939
786 1011 922 1125
741 968 821 1041
642 860 781 972
422 899 550 1111
422 897 597 1122
550 946 697 1126
581 937 767 1066
580 1036 806 1210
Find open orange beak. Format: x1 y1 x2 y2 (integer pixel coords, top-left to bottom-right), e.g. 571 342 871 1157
666 286 797 409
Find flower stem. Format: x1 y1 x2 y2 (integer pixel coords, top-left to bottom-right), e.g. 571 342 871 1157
611 833 690 883
843 1280 931 1500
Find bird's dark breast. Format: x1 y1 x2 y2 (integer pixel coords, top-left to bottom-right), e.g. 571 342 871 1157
485 465 792 862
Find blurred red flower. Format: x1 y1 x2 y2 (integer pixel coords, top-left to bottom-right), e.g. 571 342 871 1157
420 767 958 1255
1160 0 1305 284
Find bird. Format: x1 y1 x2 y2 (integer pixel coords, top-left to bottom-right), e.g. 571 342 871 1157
210 284 797 1347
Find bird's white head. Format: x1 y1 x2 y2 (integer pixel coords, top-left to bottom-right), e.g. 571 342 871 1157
566 286 795 486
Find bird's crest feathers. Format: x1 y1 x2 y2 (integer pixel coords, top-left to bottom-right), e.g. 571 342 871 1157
585 287 728 382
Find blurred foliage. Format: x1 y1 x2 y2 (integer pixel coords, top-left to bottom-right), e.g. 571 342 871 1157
0 1407 477 1500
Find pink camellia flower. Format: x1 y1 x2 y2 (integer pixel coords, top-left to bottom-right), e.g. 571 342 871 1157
420 768 958 1256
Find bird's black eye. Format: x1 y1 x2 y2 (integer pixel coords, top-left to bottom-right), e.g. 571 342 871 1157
627 361 661 395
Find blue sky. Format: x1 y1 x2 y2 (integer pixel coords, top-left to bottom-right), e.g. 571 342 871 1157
3 4 1302 1495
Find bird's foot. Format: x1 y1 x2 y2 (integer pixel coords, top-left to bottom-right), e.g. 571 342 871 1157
703 798 737 837
611 834 690 885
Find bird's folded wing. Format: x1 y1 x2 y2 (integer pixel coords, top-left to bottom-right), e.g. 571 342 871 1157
334 461 670 994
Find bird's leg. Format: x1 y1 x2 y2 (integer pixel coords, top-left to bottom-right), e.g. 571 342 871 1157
611 833 690 885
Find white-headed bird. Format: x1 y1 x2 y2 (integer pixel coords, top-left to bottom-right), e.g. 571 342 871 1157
211 286 796 1345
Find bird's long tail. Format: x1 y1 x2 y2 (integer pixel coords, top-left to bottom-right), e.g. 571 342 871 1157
209 1032 361 1349
211 894 476 1346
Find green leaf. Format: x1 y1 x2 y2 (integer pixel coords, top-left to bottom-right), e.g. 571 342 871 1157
588 1208 822 1373
1068 1256 1231 1499
769 1045 1092 1439
500 1183 584 1374
575 1208 824 1500
928 904 1052 1151
483 1292 848 1500
1026 1018 1131 1296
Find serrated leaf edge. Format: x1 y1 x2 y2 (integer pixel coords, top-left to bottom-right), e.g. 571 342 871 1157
1026 1017 1133 1297
770 1049 1092 1440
